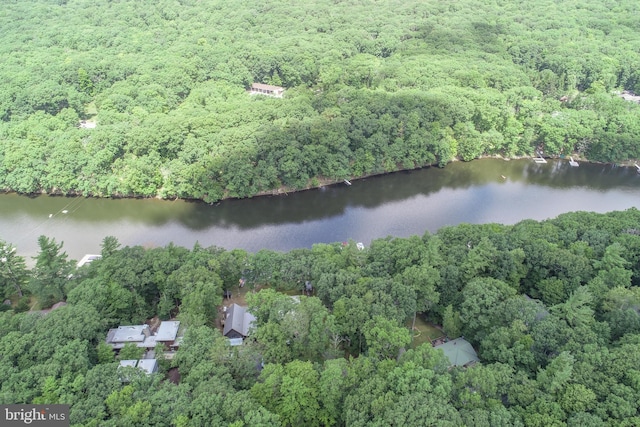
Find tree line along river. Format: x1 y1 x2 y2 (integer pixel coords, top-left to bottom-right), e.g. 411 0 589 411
1 158 640 262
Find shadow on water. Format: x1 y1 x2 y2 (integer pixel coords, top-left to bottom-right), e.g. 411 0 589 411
2 158 640 261
1 159 639 232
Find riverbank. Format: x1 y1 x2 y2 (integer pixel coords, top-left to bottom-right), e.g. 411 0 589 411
1 154 638 204
3 158 640 262
251 153 639 203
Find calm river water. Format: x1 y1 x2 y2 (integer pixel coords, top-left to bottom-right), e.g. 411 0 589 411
1 159 639 261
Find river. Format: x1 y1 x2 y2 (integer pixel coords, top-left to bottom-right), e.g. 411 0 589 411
1 158 639 262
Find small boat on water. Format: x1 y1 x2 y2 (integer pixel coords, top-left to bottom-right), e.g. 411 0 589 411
344 179 352 186
569 157 579 167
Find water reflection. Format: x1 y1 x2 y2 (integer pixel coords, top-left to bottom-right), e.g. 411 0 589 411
1 159 639 261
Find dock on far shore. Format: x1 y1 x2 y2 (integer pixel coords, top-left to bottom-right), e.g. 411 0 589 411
533 153 547 164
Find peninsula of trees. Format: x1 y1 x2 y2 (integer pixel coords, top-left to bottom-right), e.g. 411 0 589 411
1 0 640 201
2 208 640 425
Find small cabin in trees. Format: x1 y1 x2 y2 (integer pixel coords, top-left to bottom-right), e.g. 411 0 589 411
223 304 256 339
434 337 480 367
249 83 285 98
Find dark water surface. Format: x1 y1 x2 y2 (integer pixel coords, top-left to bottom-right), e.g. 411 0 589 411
1 159 639 261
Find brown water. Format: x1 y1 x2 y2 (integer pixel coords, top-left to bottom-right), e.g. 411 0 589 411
1 159 639 261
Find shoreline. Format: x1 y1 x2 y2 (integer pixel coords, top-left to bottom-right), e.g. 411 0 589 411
2 155 637 203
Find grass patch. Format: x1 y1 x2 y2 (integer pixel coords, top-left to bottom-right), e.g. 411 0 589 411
408 314 445 348
224 284 253 307
281 288 304 296
85 102 97 116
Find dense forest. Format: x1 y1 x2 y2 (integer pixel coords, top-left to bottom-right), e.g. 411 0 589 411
1 0 640 201
2 208 640 425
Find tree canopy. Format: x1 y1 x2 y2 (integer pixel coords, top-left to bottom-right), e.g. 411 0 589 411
2 208 640 424
1 0 640 201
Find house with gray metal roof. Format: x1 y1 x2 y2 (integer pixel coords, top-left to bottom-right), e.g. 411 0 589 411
435 337 480 367
155 321 180 342
136 359 159 374
223 304 256 340
106 325 151 349
118 359 158 381
106 321 182 351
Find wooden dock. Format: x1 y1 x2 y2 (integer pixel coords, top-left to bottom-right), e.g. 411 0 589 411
533 151 547 163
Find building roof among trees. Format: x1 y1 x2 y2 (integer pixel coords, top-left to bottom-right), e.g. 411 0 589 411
155 321 180 342
136 359 158 374
435 338 480 367
108 325 150 343
250 83 284 92
118 359 158 379
223 304 256 337
107 321 182 349
118 360 138 368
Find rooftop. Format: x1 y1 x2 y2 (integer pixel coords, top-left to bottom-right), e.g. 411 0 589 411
251 83 284 92
435 338 480 367
137 359 158 374
155 321 180 342
118 360 138 368
77 254 101 268
108 325 150 343
107 321 185 349
78 120 97 129
249 83 285 98
118 359 158 378
223 304 256 337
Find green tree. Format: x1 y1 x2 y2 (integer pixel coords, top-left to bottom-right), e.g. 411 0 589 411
480 321 536 372
77 68 94 95
29 236 74 307
97 342 115 364
550 286 594 328
251 360 323 427
363 315 411 360
0 242 28 298
443 304 462 339
559 383 596 414
537 351 575 395
117 343 144 361
101 236 121 259
460 278 517 341
178 276 222 327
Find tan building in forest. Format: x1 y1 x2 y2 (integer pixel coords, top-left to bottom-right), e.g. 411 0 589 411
249 83 285 98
